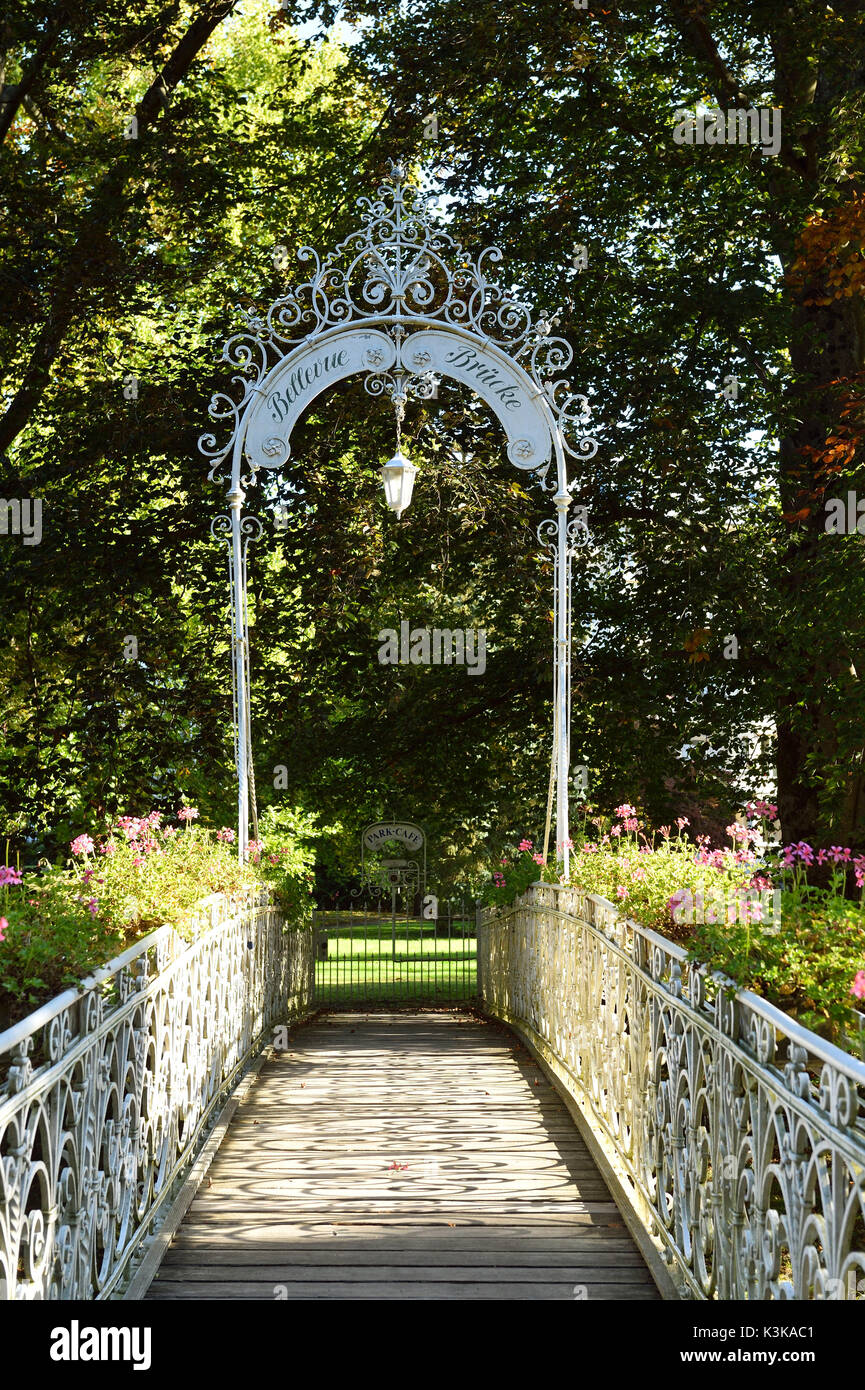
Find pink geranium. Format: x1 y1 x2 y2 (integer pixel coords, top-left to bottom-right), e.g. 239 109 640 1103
70 834 94 856
616 885 628 900
217 827 236 843
0 916 7 942
518 838 533 852
178 806 199 822
851 971 865 1002
614 804 636 819
0 866 22 886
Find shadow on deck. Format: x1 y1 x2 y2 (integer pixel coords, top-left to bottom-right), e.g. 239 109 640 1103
144 1011 661 1301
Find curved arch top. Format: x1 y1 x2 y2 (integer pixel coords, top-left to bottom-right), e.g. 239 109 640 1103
242 323 554 478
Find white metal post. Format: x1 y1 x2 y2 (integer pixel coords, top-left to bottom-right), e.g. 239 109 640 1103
228 486 249 862
554 489 571 880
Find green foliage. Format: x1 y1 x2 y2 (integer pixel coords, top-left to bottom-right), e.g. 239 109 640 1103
690 893 865 1051
0 801 317 1025
482 804 865 1053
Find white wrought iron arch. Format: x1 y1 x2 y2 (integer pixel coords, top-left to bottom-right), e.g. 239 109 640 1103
202 161 599 875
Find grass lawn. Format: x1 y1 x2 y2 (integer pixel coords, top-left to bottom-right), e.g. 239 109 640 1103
313 913 477 1003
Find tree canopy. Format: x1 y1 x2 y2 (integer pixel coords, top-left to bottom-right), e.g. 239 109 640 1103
2 0 864 885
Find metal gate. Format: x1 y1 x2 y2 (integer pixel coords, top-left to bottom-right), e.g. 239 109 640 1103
312 888 479 1006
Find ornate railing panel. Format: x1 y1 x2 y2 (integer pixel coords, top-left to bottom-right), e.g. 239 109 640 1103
478 883 865 1300
0 892 313 1300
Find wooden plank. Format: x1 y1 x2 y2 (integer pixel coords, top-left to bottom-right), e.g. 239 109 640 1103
151 1265 654 1284
151 1249 648 1268
146 1281 661 1301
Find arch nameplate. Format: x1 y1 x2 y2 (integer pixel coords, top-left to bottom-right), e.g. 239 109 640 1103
402 330 552 470
245 329 397 470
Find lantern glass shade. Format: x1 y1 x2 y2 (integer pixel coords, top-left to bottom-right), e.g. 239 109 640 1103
380 451 418 519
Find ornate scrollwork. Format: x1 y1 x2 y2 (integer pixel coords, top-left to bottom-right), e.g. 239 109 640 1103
199 160 601 495
479 884 865 1301
0 900 313 1299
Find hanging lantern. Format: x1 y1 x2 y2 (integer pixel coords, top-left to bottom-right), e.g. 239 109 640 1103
380 450 417 519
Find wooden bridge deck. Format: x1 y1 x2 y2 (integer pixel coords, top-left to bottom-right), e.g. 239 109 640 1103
145 1011 661 1301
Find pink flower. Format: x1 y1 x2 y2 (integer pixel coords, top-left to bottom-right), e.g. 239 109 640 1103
631 866 646 882
86 898 98 917
146 811 162 827
726 823 750 844
0 866 22 886
518 839 533 852
0 916 7 942
614 804 636 819
668 889 691 920
829 846 851 864
610 825 622 838
217 827 236 843
117 816 145 840
616 885 628 900
557 837 574 851
659 825 671 838
70 834 94 856
163 826 177 839
795 841 814 864
851 971 865 1001
675 817 689 830
532 852 544 865
133 855 144 868
99 840 116 856
623 817 639 833
178 806 199 822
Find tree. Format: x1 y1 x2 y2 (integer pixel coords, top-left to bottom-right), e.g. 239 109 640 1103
278 0 865 846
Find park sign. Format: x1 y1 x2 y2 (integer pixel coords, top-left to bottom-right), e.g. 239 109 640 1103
362 822 425 853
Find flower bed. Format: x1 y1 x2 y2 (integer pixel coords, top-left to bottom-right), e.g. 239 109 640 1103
485 801 865 1054
0 803 317 1028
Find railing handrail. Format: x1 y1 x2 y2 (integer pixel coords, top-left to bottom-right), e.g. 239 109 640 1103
0 925 170 1058
0 885 269 1061
490 880 865 1084
0 889 314 1300
478 881 865 1300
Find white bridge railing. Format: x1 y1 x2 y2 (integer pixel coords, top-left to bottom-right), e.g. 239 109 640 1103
478 882 865 1300
0 891 313 1300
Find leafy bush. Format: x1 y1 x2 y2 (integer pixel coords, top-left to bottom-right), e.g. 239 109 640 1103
0 804 318 1027
484 801 865 1053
